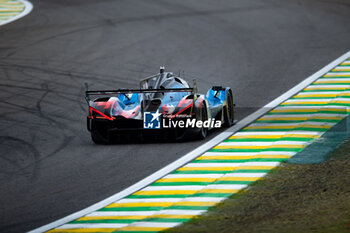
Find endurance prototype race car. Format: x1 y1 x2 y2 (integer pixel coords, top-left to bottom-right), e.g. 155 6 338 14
85 67 235 143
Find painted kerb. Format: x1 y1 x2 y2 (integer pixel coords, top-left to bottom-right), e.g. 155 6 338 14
29 50 350 233
0 0 32 26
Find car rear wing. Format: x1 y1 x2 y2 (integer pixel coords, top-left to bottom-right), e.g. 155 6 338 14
84 80 198 103
86 88 194 95
85 87 193 103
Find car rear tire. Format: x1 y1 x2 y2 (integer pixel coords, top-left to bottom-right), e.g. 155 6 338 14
223 89 234 127
197 103 208 139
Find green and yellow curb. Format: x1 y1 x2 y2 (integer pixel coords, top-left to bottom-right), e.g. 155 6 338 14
0 0 32 26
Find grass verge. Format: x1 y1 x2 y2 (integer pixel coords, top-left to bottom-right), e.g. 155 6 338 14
165 139 350 233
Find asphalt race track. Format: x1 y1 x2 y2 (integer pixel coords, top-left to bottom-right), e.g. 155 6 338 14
0 0 349 232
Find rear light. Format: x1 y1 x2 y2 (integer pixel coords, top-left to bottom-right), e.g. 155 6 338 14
171 103 193 118
89 106 115 121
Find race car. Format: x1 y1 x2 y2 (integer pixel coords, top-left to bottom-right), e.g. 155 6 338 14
85 67 235 143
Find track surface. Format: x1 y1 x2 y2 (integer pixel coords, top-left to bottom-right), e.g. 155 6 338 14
0 0 349 232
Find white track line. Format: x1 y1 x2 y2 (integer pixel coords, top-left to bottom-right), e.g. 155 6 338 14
224 173 266 177
117 198 183 203
86 211 157 217
164 174 223 178
326 72 350 75
128 222 181 228
0 0 33 26
28 50 350 233
56 223 128 229
142 186 204 191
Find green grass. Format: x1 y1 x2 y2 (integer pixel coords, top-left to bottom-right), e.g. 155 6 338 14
165 139 350 233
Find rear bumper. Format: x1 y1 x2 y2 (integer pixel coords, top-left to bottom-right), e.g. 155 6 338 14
87 117 143 131
87 117 197 142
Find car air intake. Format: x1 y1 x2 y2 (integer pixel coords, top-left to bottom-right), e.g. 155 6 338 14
143 99 162 112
